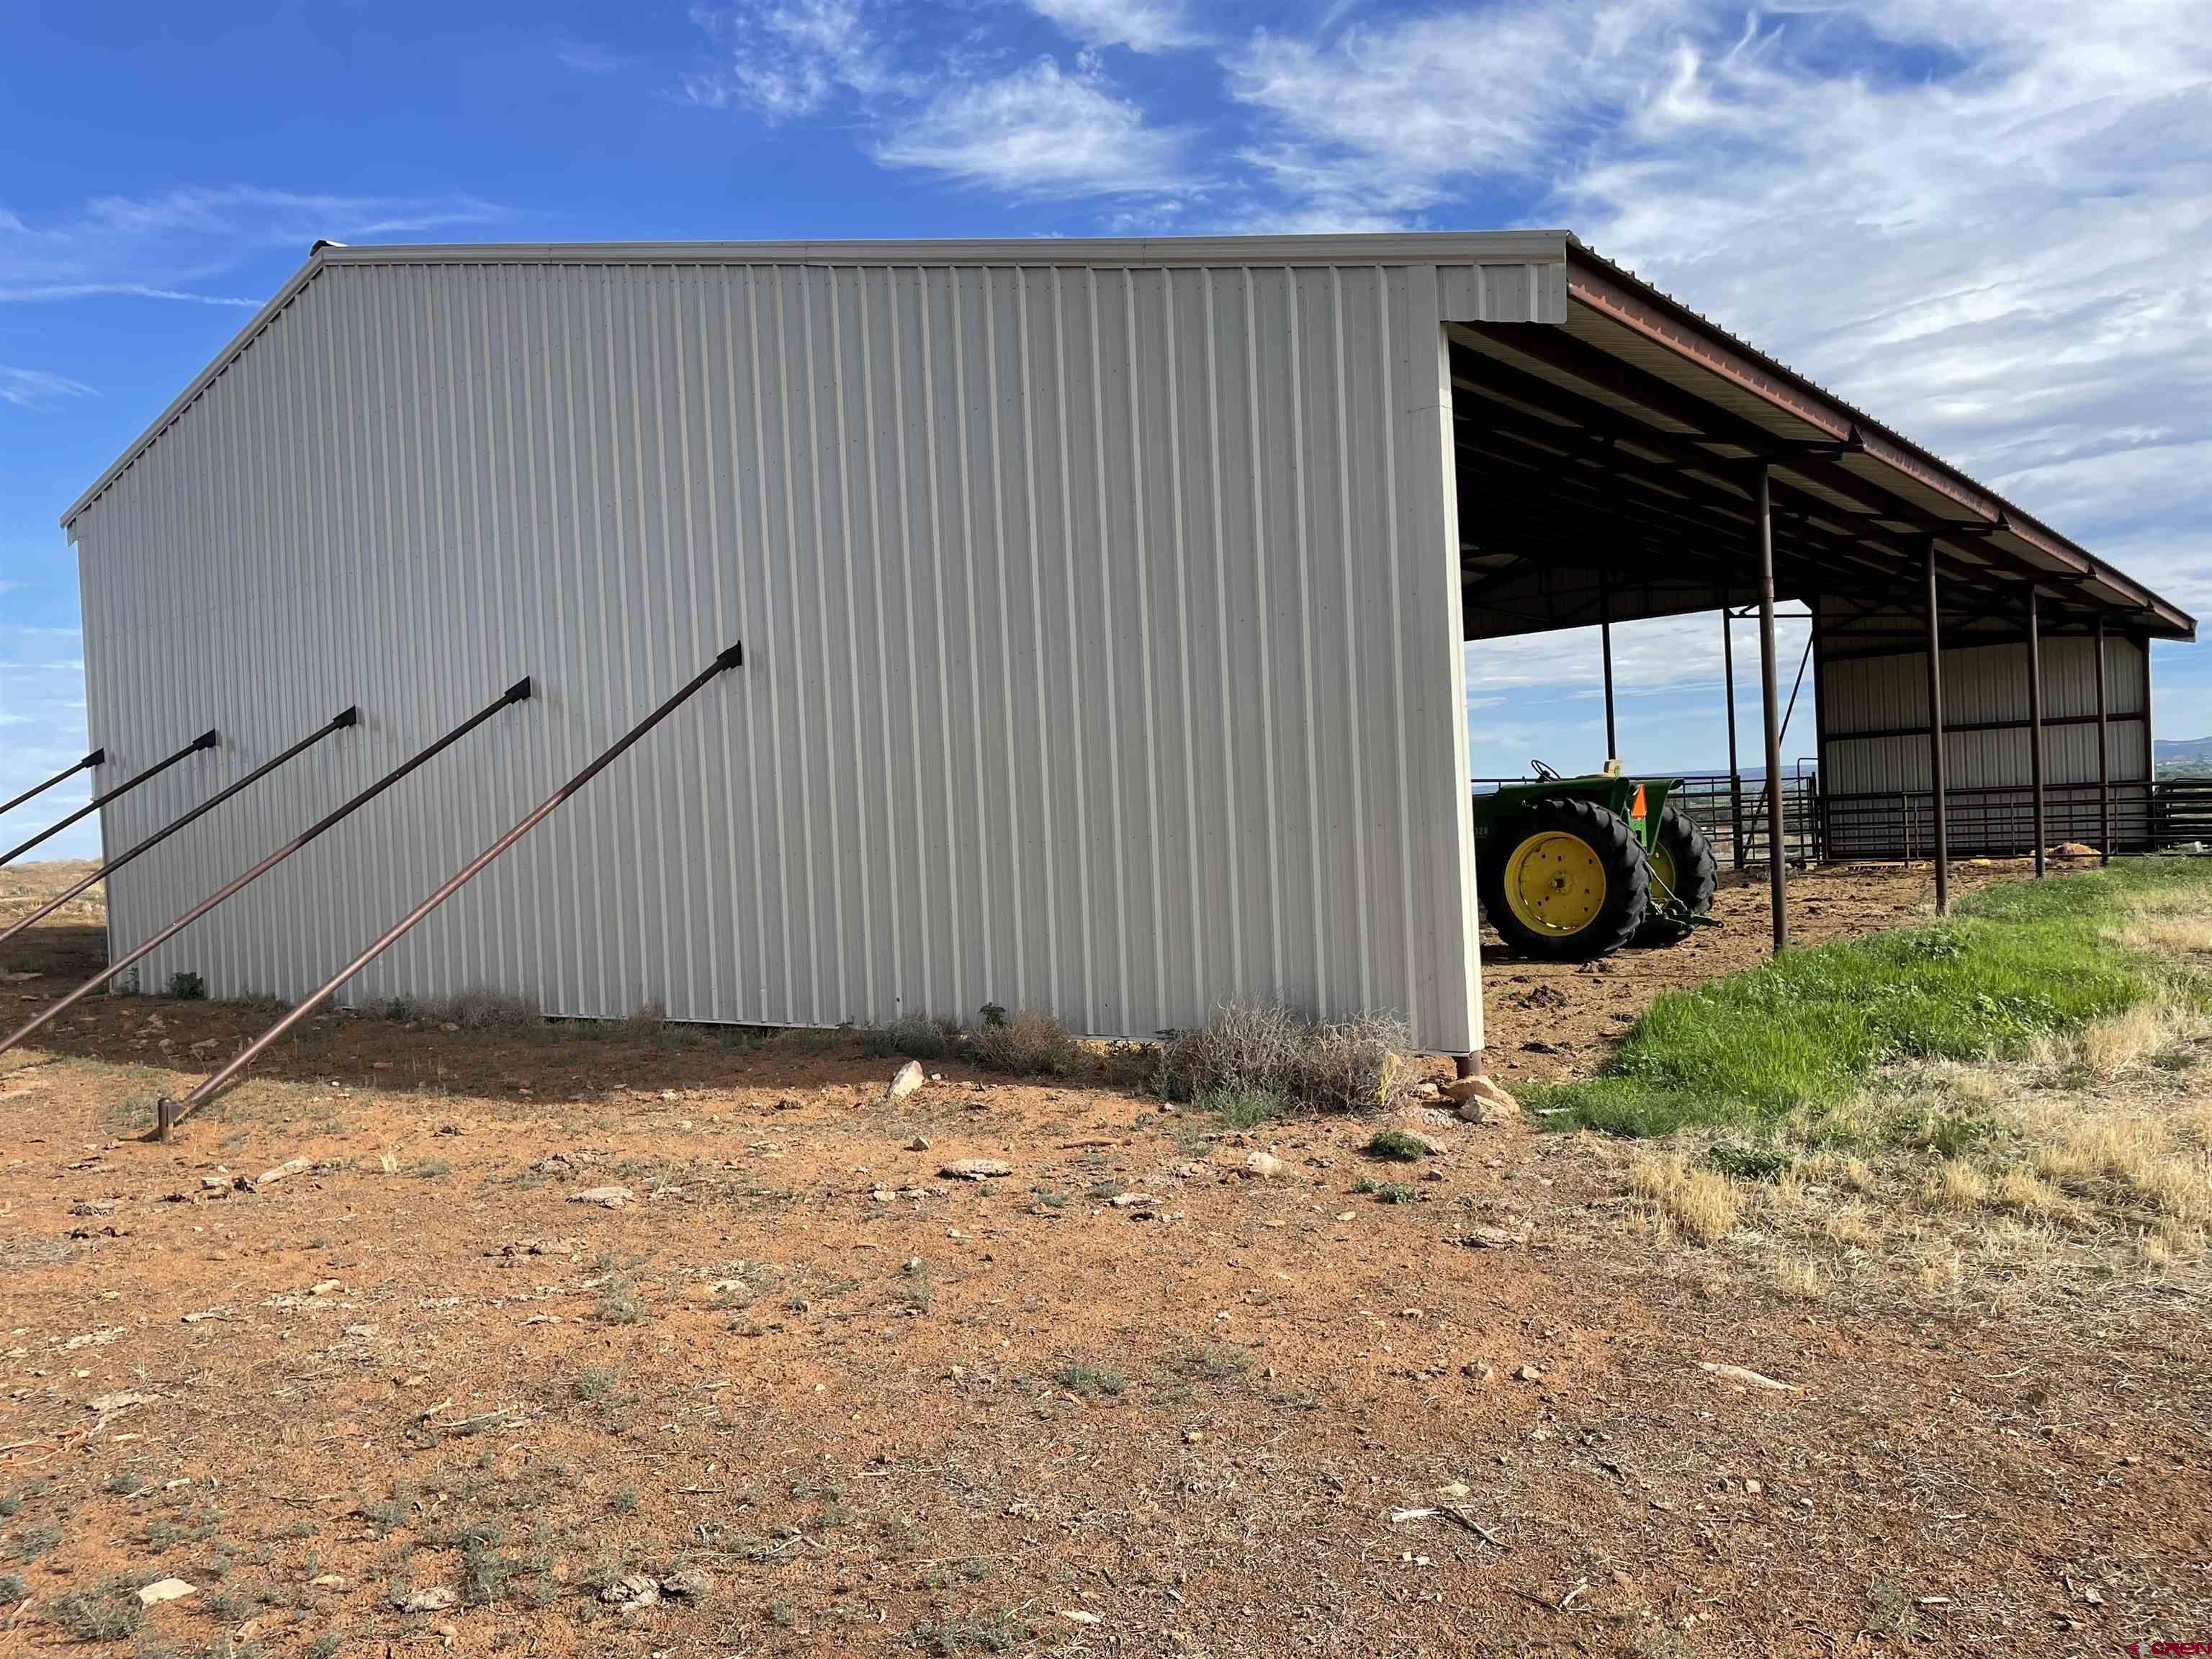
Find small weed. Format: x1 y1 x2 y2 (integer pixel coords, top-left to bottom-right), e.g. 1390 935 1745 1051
1354 1179 1416 1204
307 1635 343 1659
166 971 206 1000
48 1588 143 1641
12 1522 62 1560
1172 1341 1251 1381
909 1612 1031 1654
1362 1128 1430 1162
106 1471 147 1496
594 1278 646 1326
897 1256 933 1313
766 1599 798 1628
0 1571 23 1602
1053 1359 1125 1399
572 1367 619 1403
1198 1085 1287 1128
608 1488 638 1514
1704 1142 1792 1182
412 1158 452 1180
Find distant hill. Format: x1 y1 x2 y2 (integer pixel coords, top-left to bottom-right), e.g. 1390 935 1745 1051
2157 737 2212 778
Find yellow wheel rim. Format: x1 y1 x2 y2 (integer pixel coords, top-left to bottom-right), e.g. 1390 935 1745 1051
1503 831 1608 937
1649 842 1678 904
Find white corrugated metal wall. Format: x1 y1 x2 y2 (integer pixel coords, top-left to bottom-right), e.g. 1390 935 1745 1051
1820 634 2152 853
68 241 1563 1051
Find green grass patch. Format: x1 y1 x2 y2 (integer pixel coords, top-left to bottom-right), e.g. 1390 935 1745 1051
1534 858 2212 1140
1362 1127 1431 1161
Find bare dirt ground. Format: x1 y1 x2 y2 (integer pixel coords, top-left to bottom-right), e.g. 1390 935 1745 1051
1 858 2204 1658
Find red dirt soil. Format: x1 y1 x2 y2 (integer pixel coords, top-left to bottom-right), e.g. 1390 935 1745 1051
0 855 2199 1658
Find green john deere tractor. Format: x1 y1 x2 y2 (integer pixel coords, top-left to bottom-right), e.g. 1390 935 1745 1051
1471 762 1718 961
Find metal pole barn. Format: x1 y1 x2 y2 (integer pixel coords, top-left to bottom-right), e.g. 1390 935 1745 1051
1722 610 1744 870
1753 464 1788 950
1923 540 1950 914
2027 588 2047 876
2095 616 2111 865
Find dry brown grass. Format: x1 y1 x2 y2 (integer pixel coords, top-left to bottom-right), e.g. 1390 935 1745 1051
1154 1002 1416 1115
1921 1158 1990 1213
969 1008 1083 1076
1628 1151 1740 1244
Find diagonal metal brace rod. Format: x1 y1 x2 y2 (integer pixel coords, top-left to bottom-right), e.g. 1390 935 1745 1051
0 680 532 1063
0 709 359 950
1 749 105 818
158 644 744 1137
1 729 217 868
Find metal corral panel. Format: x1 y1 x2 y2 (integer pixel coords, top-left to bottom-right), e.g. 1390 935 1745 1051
1821 635 2152 855
66 243 1553 1051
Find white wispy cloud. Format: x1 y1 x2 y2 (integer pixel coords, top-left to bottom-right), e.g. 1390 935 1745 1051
0 187 505 306
683 1 1194 199
1221 0 2212 620
0 367 92 409
873 57 1192 196
1026 0 1204 54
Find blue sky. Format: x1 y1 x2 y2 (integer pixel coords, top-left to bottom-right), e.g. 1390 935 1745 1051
4 0 2207 856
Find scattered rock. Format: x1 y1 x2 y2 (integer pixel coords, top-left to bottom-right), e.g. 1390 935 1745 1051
496 1236 579 1257
1060 1609 1102 1624
1109 1192 1156 1209
1461 1227 1529 1250
570 1185 635 1209
1744 1478 1763 1496
907 1136 932 1151
886 1061 927 1102
88 1391 156 1413
310 1574 351 1590
309 1279 343 1296
138 1578 196 1606
1462 1361 1496 1383
1698 1361 1802 1394
599 1573 662 1609
1447 1074 1522 1123
1516 1364 1544 1383
250 1156 311 1188
61 1327 123 1350
940 1158 1012 1180
398 1586 457 1612
660 1568 711 1599
1241 1151 1285 1179
68 1199 117 1218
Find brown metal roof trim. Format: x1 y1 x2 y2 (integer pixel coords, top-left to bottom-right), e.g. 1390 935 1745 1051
1564 243 2195 640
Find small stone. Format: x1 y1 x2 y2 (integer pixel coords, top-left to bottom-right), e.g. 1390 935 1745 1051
598 1573 662 1608
886 1061 927 1102
1462 1361 1496 1383
253 1156 312 1188
1461 1227 1527 1250
310 1573 351 1589
1241 1151 1285 1179
1182 1428 1204 1444
940 1158 1012 1180
570 1185 635 1209
1109 1192 1155 1209
139 1578 197 1606
659 1568 711 1599
310 1279 343 1296
1744 1479 1763 1496
1446 1074 1522 1122
399 1586 458 1612
1516 1364 1544 1382
907 1136 931 1151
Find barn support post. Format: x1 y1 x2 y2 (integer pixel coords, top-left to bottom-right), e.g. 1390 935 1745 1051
1923 540 1950 914
1723 609 1744 870
2027 588 2047 876
1753 464 1788 951
156 644 745 1138
1600 575 1617 762
1 728 217 868
0 680 534 1062
2095 616 2111 866
0 708 359 950
1 749 104 818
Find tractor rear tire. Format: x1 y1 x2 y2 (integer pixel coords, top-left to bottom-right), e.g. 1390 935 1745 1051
1637 802 1718 946
1478 796 1650 961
